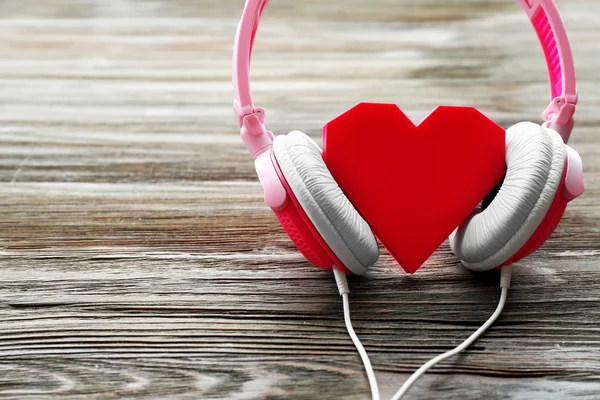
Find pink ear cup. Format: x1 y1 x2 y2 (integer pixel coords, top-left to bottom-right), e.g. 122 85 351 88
271 150 352 275
273 205 349 273
503 162 569 265
273 206 335 269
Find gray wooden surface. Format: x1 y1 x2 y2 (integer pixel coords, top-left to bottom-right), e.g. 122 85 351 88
1 1 599 399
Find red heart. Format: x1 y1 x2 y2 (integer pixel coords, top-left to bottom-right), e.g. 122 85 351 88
322 103 506 273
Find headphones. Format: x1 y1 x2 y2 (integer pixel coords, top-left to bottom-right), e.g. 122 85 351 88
232 0 584 398
233 0 583 276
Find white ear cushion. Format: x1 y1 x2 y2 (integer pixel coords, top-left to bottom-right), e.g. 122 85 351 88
273 131 379 275
449 122 566 271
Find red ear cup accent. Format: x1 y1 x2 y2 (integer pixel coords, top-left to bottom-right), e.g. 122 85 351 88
271 150 352 275
273 206 335 269
503 162 569 265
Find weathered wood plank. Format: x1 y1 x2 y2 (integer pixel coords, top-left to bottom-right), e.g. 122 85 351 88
1 0 599 399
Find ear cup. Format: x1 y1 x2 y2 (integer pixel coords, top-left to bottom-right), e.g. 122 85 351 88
273 131 379 275
272 202 341 270
450 122 566 271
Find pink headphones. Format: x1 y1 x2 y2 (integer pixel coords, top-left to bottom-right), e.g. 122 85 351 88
232 1 584 397
232 0 584 276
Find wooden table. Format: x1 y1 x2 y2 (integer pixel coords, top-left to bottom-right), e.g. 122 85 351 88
1 1 599 399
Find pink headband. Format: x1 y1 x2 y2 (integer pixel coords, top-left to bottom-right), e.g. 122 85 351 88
233 0 577 154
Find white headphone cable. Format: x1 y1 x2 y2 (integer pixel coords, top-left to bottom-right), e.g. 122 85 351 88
333 266 380 400
389 265 512 400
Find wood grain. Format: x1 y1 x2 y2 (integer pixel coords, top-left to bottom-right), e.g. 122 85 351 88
1 0 599 399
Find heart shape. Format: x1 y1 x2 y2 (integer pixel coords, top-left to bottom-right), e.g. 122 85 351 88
322 103 506 273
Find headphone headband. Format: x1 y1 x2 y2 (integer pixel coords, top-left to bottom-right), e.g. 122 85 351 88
233 0 268 127
517 0 577 141
233 0 577 149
